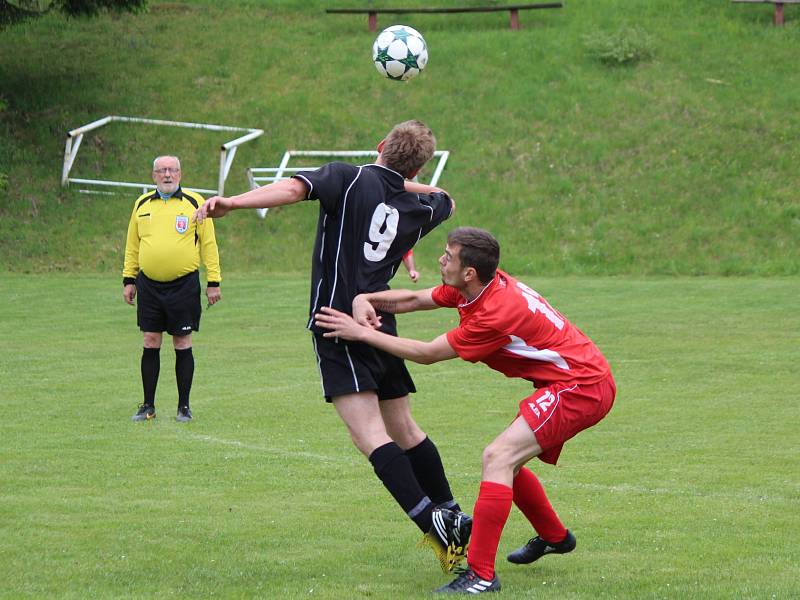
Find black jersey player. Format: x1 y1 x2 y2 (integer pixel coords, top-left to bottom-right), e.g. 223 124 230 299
194 120 471 572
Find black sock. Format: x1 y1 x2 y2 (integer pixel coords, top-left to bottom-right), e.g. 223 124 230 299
141 347 160 406
406 436 460 512
175 347 194 408
369 442 433 533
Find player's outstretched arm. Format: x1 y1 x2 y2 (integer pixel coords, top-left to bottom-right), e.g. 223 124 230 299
194 178 307 223
315 307 457 365
352 288 437 326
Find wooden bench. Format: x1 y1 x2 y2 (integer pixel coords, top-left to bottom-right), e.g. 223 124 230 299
326 3 564 32
732 0 800 25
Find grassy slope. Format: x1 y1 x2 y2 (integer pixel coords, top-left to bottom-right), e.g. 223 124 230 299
1 274 798 598
0 0 798 276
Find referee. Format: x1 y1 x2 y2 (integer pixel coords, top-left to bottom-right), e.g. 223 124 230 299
122 155 221 422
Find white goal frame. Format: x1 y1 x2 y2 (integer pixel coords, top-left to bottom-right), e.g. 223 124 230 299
246 149 449 218
61 115 263 196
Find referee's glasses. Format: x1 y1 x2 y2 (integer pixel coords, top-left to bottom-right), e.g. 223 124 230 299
154 167 180 175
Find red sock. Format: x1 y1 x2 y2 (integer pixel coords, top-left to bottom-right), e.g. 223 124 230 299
467 481 513 581
512 467 567 542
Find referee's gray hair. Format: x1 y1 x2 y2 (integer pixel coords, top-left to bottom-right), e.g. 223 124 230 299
153 156 181 170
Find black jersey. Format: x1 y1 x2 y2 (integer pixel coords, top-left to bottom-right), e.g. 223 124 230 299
294 162 452 332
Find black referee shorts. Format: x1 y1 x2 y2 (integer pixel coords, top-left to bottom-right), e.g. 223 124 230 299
312 332 416 403
136 271 201 336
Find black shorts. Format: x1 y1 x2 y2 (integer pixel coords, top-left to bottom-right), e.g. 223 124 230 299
136 271 201 336
311 331 416 402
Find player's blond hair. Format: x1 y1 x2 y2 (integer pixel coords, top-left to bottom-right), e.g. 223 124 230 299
380 120 436 178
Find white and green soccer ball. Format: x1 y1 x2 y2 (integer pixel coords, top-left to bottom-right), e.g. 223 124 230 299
372 25 428 81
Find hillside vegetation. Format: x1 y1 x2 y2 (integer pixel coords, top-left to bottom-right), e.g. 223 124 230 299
1 0 798 276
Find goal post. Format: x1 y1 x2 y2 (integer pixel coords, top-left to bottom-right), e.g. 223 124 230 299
246 149 449 218
61 115 263 196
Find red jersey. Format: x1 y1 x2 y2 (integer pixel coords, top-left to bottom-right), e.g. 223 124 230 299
431 270 610 388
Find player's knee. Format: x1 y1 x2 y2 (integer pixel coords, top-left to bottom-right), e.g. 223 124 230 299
348 429 386 458
351 438 374 458
481 442 503 471
483 438 518 472
387 421 425 449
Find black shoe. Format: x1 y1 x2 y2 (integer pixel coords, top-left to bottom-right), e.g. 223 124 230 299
421 507 473 573
131 404 155 421
433 567 501 594
176 406 192 422
507 529 576 564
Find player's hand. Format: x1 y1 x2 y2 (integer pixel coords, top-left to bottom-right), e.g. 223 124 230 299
194 196 231 223
408 269 420 283
206 286 221 306
352 294 382 329
123 284 136 305
315 307 366 340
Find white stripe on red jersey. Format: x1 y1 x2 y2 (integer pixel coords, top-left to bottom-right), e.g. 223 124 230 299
432 270 609 387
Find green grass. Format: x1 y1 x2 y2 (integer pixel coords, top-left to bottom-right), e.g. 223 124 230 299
1 0 799 275
2 273 798 598
1 2 798 597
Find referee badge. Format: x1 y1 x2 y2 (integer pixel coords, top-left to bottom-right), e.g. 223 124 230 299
175 215 189 234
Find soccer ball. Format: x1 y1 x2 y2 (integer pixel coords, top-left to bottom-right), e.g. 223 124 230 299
372 25 428 81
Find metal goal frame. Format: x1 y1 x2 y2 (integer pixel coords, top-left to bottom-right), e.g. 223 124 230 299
61 115 263 196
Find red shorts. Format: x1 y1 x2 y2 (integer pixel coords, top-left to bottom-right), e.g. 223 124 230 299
518 374 616 465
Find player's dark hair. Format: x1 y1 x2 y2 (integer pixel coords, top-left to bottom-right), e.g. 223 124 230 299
381 120 436 178
447 227 500 284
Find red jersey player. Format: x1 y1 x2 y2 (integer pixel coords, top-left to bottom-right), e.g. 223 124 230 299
314 227 616 594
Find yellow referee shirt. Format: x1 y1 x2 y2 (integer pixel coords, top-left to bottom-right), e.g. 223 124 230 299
122 188 221 284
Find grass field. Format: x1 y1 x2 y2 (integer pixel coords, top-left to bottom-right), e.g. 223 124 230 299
2 273 798 598
1 1 798 597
